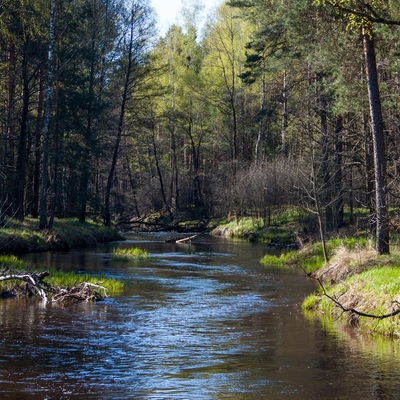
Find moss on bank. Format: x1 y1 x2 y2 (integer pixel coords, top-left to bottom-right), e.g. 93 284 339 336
261 238 400 339
0 218 123 254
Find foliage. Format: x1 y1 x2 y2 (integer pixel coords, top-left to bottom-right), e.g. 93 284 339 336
1 0 400 257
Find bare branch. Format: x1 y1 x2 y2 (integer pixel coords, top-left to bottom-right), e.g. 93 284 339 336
305 267 400 320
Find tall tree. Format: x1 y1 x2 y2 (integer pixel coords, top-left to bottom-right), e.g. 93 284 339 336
314 0 400 253
40 0 56 229
104 0 154 227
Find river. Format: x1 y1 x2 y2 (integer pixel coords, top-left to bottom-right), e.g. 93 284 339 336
1 233 399 399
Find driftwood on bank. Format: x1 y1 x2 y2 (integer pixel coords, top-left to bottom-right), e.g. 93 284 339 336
0 268 108 304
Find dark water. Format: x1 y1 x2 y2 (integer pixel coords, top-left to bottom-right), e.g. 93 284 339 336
1 233 399 399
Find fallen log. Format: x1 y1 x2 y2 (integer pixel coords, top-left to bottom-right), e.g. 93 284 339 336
165 234 198 244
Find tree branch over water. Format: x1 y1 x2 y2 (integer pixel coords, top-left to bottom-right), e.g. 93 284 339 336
306 268 400 320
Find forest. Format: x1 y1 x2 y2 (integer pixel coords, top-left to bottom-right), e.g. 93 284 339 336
1 0 400 254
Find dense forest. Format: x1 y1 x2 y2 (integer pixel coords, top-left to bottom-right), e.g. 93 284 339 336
1 0 400 253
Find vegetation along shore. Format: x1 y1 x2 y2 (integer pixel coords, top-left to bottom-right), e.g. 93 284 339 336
1 211 400 338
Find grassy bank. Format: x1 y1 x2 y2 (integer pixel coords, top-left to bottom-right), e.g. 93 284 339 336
0 218 124 254
210 211 304 245
261 238 400 338
0 254 124 300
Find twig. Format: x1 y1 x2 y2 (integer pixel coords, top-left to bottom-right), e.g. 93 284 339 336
306 267 400 320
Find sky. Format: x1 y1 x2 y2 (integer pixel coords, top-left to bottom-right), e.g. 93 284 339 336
150 0 223 36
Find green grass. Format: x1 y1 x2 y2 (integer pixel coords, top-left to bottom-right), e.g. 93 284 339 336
260 250 299 267
112 247 149 261
302 266 400 338
0 217 123 254
0 254 124 297
44 269 124 295
261 237 371 273
212 217 297 244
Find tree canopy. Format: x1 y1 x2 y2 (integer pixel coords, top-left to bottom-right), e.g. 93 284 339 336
1 0 400 253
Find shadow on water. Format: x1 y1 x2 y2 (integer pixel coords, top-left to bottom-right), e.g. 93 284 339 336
0 233 398 399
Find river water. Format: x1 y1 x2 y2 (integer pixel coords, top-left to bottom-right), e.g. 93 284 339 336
1 233 399 399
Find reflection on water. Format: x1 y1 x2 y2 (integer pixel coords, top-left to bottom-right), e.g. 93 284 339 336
0 233 397 399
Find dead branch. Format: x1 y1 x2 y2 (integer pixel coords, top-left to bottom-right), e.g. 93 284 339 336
52 282 108 303
304 266 400 320
0 269 107 303
0 271 51 302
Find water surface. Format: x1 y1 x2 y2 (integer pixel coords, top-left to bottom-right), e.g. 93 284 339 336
1 233 398 399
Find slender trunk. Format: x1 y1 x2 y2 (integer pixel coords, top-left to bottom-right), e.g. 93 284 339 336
39 0 56 230
312 151 328 263
169 84 179 211
255 59 266 163
15 45 30 220
363 24 389 255
363 112 375 234
104 9 134 227
2 41 17 221
151 127 172 218
78 8 97 222
334 117 344 229
125 155 140 218
32 65 45 218
281 69 288 156
318 73 333 231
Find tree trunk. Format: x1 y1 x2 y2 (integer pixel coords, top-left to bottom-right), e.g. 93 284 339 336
151 126 173 218
39 0 56 230
334 117 344 230
363 25 389 255
104 6 134 227
318 73 333 231
32 65 45 218
14 45 30 220
281 69 288 156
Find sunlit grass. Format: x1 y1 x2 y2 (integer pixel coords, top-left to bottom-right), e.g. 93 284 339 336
261 238 376 272
303 266 400 338
0 217 123 253
45 269 124 295
112 247 149 261
0 255 124 297
260 250 299 267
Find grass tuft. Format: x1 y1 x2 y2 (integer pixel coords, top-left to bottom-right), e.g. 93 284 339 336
112 247 149 262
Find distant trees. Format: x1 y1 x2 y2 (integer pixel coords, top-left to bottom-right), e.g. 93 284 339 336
2 0 400 254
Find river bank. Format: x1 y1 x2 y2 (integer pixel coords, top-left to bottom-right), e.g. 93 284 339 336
2 215 399 338
261 238 400 339
0 218 123 254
